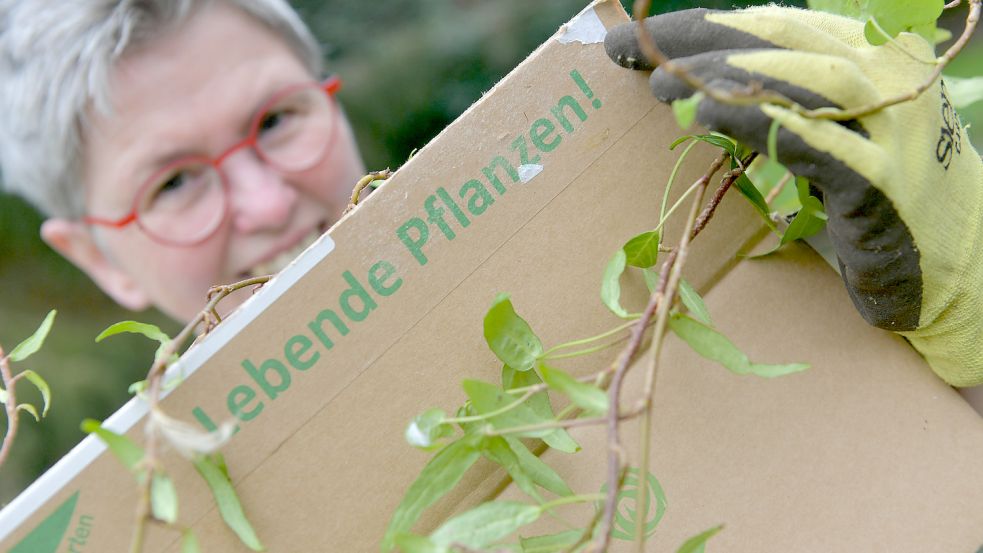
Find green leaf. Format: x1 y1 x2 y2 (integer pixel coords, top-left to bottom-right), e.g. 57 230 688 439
676 525 724 553
807 0 862 17
520 530 584 553
96 320 170 344
672 92 704 130
669 134 738 158
405 409 453 451
668 314 809 378
781 196 827 244
431 501 541 548
484 294 544 372
16 403 39 422
182 529 201 553
8 310 56 363
395 534 447 553
463 380 552 439
538 363 608 415
677 279 712 326
622 231 660 268
19 370 51 417
151 472 179 524
481 437 542 502
193 453 264 551
81 419 145 472
540 428 580 454
944 75 983 109
128 380 148 396
601 250 629 318
642 268 660 294
862 0 943 45
504 437 573 497
383 439 481 552
733 173 777 230
748 157 787 197
502 367 580 454
96 320 174 364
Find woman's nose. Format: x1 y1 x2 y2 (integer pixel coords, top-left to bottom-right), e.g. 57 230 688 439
223 150 298 233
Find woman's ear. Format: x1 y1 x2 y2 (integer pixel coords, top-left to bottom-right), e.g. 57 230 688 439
40 218 151 311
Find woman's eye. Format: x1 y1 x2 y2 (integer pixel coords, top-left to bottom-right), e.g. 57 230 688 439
160 174 186 193
145 172 190 208
259 110 285 133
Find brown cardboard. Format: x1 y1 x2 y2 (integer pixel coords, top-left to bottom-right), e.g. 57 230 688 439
3 2 983 552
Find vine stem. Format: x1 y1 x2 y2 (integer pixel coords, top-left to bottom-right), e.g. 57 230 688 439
0 347 18 471
445 387 538 424
542 319 639 356
129 275 272 553
633 153 753 551
591 151 729 553
540 493 606 512
344 169 392 214
631 0 982 121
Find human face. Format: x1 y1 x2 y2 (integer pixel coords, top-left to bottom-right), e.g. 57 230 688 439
47 2 366 322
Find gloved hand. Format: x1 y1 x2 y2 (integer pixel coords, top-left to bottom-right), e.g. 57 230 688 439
604 7 983 386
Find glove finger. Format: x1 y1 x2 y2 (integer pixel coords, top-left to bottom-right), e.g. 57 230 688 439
694 83 922 331
605 9 775 70
604 7 859 71
648 50 879 120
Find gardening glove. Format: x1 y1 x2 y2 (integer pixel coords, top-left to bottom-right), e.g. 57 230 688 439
604 7 983 387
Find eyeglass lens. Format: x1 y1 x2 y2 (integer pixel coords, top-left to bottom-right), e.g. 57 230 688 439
136 84 335 245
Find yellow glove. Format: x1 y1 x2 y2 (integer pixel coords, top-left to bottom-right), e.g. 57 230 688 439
605 7 983 386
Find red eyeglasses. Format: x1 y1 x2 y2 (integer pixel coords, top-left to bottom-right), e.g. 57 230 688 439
83 75 342 247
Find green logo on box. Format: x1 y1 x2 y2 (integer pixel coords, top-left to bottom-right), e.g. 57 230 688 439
11 491 92 553
599 468 667 541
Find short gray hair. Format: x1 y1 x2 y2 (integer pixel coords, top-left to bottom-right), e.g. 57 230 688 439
0 0 323 218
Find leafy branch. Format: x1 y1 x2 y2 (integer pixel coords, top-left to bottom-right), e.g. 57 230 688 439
385 132 810 552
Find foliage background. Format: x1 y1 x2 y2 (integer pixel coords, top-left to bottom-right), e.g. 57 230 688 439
0 0 978 507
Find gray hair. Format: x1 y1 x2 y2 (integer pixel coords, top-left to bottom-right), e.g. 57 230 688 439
0 0 323 218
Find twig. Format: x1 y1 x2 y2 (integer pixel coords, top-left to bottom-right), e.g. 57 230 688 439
690 153 758 240
946 0 962 9
344 169 392 214
764 169 793 205
592 151 729 552
632 159 720 551
0 348 18 471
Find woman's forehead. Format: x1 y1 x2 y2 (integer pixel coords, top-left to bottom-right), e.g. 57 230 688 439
83 1 314 205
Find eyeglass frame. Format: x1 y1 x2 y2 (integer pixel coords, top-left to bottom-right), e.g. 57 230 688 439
82 75 343 247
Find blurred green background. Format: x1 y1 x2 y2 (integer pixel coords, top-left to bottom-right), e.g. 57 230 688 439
0 0 979 506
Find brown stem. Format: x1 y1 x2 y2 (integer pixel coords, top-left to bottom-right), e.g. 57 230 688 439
0 347 17 472
593 151 730 552
345 169 392 214
691 152 759 240
764 168 793 205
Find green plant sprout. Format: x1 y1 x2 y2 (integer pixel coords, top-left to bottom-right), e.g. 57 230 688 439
0 310 55 472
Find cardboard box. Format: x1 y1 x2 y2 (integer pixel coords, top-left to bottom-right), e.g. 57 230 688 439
3 1 983 551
